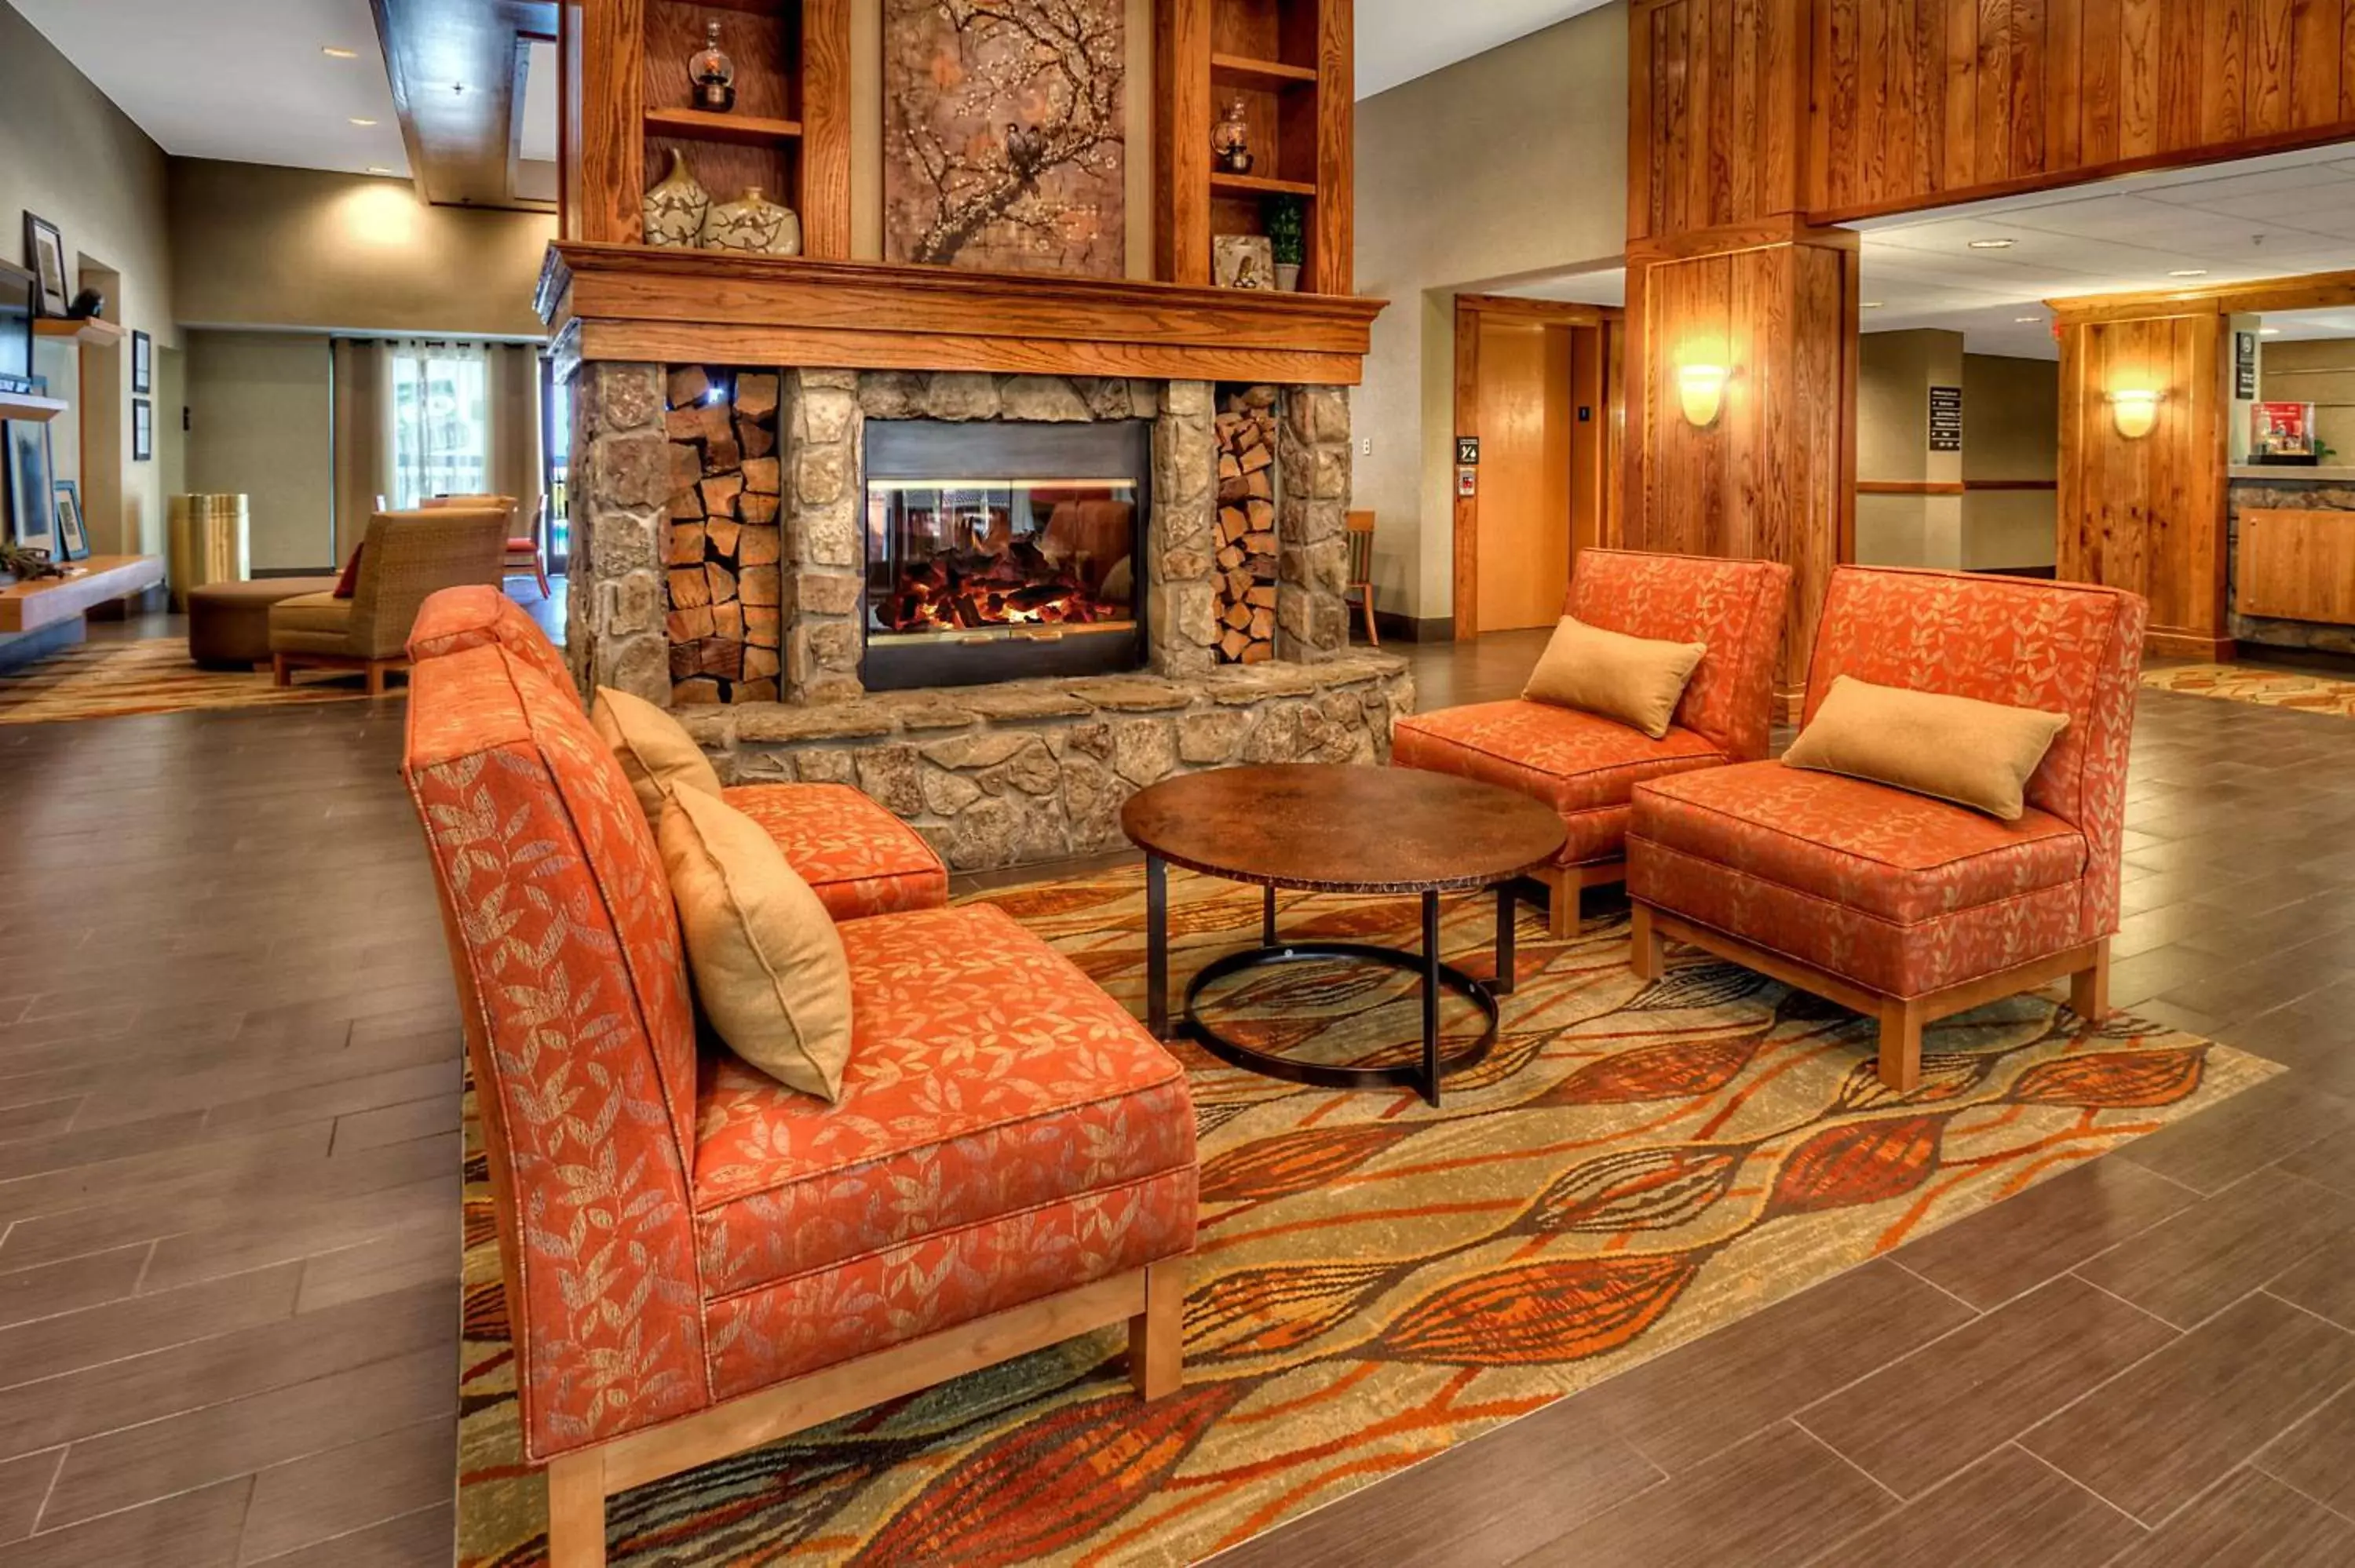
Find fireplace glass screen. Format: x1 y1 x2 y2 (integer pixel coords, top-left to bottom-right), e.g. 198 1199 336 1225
863 421 1148 689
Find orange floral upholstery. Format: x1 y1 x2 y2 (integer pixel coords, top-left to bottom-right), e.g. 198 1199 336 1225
1628 567 2148 1001
1393 549 1790 869
403 644 1196 1465
721 783 949 921
1392 702 1725 867
405 585 574 695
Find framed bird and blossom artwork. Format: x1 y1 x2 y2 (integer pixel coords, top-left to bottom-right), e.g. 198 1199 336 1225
882 0 1126 279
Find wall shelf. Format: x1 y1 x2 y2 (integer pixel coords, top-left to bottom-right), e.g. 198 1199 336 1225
33 318 127 349
644 108 803 145
1211 53 1317 90
1211 171 1318 199
0 388 68 423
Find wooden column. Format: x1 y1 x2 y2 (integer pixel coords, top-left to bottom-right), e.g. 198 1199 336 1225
1623 221 1858 709
2054 308 2231 659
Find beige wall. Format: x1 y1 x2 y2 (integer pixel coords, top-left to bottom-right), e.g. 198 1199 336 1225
1961 352 2058 570
170 160 555 337
0 0 176 558
185 332 335 574
1353 5 1629 623
1855 330 1964 567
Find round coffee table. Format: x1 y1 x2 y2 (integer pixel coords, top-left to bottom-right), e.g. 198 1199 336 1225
1120 764 1567 1106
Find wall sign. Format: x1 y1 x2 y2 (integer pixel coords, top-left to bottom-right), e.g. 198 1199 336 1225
1928 385 1963 452
1455 436 1480 465
1457 468 1477 497
2236 332 2259 400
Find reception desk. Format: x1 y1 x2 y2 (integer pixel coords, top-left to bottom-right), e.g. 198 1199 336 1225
2229 467 2355 655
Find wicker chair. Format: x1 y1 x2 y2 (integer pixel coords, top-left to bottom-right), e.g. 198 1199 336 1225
425 492 550 600
269 507 509 695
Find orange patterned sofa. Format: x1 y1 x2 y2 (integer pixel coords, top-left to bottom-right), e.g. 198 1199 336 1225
402 625 1196 1568
1627 565 2148 1092
1392 549 1791 936
407 585 950 921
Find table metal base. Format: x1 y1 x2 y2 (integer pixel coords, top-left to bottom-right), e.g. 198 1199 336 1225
1145 861 1518 1107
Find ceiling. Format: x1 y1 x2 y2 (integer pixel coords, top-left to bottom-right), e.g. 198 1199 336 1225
1356 0 1617 99
1495 144 2355 359
13 0 411 177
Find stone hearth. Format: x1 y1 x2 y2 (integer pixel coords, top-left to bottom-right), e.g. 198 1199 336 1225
566 358 1408 869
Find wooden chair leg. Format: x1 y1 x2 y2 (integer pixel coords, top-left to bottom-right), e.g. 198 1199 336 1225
1361 592 1378 647
1877 998 1925 1092
1630 901 1663 980
1129 1256 1186 1401
536 559 553 598
270 653 291 687
365 660 388 697
546 1448 608 1568
2069 941 2112 1023
1543 866 1580 939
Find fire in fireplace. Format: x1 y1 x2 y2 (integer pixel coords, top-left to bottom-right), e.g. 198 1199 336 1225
864 421 1149 689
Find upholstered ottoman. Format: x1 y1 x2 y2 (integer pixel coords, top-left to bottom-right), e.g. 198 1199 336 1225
187 578 339 669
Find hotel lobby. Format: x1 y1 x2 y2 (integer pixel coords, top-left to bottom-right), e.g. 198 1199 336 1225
5 2 2355 1565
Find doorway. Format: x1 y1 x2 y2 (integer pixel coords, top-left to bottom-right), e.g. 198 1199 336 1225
1452 294 1619 639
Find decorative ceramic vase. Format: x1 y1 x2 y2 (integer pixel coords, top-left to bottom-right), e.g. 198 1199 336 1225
642 149 710 247
701 187 801 255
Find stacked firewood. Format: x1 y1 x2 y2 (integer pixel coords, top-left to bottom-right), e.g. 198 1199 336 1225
664 367 783 703
1213 385 1280 664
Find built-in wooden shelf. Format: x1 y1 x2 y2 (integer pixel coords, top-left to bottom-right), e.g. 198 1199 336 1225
643 107 802 145
0 388 68 423
33 317 127 349
1211 53 1317 90
1211 171 1319 199
0 556 165 634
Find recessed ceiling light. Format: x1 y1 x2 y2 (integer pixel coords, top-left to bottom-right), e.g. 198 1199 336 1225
1967 239 2015 250
367 166 394 176
350 117 378 126
2260 326 2282 335
2015 315 2041 323
1860 301 1882 309
321 46 359 59
2167 268 2209 278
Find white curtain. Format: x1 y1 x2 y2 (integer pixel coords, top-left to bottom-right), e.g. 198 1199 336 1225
387 341 493 510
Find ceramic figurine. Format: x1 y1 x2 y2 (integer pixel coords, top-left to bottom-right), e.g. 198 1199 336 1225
1212 98 1254 174
701 187 802 255
642 149 710 246
689 20 737 113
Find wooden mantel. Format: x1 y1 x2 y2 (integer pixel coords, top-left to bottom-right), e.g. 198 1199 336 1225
536 243 1386 386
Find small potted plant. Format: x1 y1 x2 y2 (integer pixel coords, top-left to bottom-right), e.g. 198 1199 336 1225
1263 195 1305 292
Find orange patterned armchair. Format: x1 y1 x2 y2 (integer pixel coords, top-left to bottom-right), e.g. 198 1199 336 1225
402 612 1196 1568
1627 566 2148 1092
1392 549 1791 935
406 585 951 921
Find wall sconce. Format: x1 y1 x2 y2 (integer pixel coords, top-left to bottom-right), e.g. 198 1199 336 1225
2109 388 2161 440
1678 363 1731 428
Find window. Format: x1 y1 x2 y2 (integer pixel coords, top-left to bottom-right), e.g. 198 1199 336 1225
389 342 491 509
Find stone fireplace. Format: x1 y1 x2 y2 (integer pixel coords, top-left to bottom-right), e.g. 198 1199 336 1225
566 358 1409 870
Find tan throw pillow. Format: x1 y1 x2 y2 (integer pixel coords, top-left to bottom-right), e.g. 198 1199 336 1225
1522 616 1707 740
658 787 854 1101
593 686 723 823
1784 676 2070 822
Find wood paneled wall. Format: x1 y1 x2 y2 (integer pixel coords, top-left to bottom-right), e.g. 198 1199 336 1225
1625 230 1858 694
1630 0 2355 240
2056 311 2230 657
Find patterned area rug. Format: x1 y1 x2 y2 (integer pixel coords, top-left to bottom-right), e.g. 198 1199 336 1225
2143 662 2355 717
0 637 391 724
456 871 2277 1566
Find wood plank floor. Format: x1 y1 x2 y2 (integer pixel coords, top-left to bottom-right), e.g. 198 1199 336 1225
0 622 2351 1564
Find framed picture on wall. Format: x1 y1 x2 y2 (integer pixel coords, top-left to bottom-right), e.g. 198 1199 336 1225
132 398 153 462
53 480 87 561
22 214 67 318
4 396 57 552
131 330 152 396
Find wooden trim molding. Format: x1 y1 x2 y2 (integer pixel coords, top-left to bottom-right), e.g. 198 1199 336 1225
2047 268 2355 324
539 243 1387 383
1856 480 1965 497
